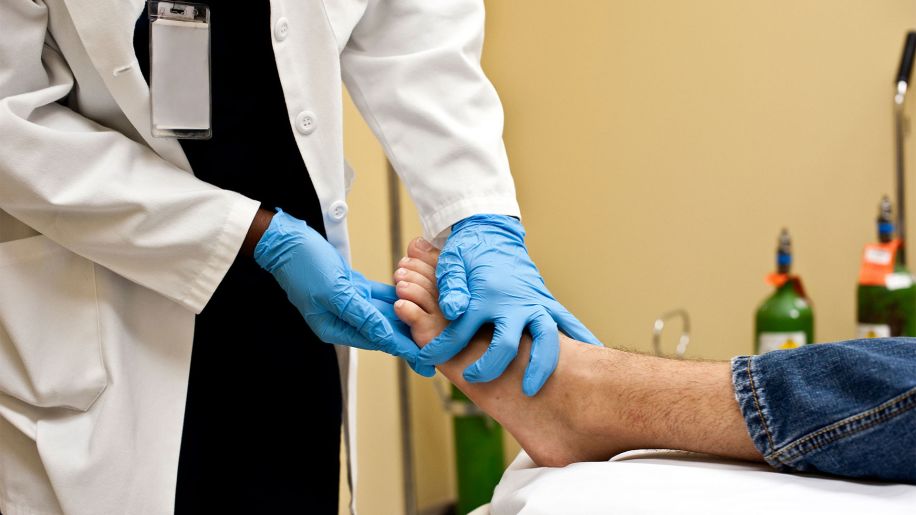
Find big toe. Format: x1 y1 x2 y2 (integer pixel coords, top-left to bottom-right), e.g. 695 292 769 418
407 237 439 267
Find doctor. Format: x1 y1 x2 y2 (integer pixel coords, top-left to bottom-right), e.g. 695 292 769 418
0 1 598 514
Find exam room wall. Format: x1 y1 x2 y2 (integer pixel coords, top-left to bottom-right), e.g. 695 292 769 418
480 0 916 356
342 1 916 513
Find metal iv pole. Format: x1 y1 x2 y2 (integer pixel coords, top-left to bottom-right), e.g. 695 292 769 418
893 32 916 264
387 162 418 515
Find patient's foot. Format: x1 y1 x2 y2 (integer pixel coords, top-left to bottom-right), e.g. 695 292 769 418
390 243 449 347
393 238 761 467
393 238 636 466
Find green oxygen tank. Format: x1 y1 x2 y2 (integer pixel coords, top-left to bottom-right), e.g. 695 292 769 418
856 196 916 337
754 229 815 354
451 385 504 515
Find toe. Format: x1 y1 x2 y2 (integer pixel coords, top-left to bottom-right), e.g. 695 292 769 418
397 280 438 314
393 267 436 298
398 256 437 286
407 237 440 268
394 299 426 327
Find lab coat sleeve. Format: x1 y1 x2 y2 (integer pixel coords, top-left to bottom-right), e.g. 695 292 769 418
339 0 521 245
0 0 260 314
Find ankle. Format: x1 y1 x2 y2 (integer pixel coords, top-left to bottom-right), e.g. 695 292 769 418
556 343 645 459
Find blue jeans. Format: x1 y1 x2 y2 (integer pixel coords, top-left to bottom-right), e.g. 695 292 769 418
732 338 916 483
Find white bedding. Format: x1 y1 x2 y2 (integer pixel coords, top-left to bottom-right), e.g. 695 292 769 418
488 450 916 514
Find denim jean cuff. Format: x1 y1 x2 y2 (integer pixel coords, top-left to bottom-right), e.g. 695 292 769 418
730 355 789 471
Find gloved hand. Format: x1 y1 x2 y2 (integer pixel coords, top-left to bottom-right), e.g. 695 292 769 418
353 270 435 377
418 214 601 396
255 209 432 376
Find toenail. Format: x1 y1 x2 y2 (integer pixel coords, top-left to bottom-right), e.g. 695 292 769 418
415 238 433 251
399 256 409 265
395 268 407 277
395 300 405 308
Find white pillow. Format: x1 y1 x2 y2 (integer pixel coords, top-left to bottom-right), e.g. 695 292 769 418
490 450 916 515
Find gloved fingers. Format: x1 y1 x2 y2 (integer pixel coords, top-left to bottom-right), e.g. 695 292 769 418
387 330 429 371
390 330 436 377
521 309 560 396
351 269 397 302
371 299 427 358
328 284 395 345
313 307 434 377
368 279 399 304
349 269 372 299
436 246 470 320
547 300 603 346
408 358 436 378
463 315 526 383
308 312 381 350
373 298 436 377
370 297 400 325
418 310 486 366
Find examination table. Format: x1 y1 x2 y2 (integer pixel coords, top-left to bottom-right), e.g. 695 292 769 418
470 449 916 514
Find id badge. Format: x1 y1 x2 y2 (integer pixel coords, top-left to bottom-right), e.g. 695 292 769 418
148 1 211 139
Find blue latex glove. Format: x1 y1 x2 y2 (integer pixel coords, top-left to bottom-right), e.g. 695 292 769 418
418 214 602 396
255 209 433 377
353 270 435 377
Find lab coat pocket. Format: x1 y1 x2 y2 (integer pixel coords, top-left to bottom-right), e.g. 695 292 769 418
0 235 108 411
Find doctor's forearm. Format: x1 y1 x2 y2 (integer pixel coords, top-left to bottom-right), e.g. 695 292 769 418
240 208 275 258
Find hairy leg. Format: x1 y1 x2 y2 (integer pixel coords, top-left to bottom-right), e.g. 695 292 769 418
394 238 762 467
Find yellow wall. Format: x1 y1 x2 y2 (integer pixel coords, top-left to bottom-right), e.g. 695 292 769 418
343 1 916 513
482 0 916 360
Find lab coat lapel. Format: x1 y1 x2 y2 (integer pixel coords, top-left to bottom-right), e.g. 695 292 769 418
61 0 191 170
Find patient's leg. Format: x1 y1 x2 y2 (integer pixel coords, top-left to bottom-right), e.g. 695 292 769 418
393 238 762 467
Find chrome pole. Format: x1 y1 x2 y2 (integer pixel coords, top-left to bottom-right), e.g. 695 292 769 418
893 32 916 265
895 96 907 264
387 161 418 515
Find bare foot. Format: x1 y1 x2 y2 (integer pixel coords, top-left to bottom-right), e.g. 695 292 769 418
393 238 637 466
393 238 761 467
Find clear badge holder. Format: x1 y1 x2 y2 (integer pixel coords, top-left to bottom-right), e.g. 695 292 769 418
148 1 211 139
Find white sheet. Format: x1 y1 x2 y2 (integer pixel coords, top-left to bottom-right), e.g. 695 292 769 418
490 450 916 514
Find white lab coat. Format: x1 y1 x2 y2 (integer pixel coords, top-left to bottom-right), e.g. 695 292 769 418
0 0 520 513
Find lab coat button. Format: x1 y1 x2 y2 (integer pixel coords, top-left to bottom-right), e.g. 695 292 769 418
274 18 289 42
329 200 348 221
295 111 317 135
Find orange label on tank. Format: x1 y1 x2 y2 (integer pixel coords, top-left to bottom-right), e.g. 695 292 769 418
766 273 789 287
858 239 900 286
766 274 808 299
